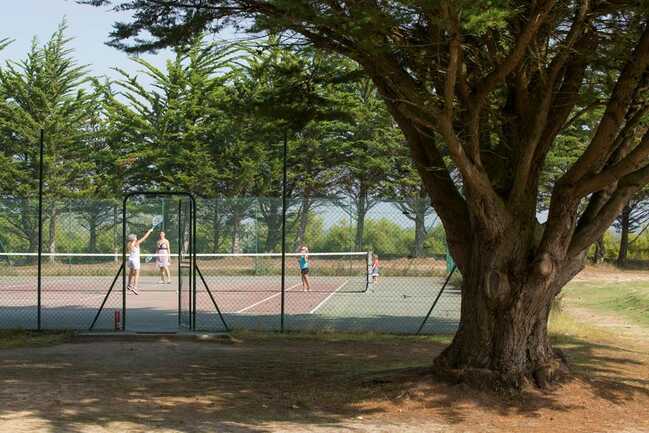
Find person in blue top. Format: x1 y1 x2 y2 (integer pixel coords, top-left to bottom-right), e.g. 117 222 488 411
298 245 311 291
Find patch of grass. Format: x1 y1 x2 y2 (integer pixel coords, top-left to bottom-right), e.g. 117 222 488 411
230 329 452 345
549 308 611 343
0 330 74 349
563 281 649 329
548 309 617 368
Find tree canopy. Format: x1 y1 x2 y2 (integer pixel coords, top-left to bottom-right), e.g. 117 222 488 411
0 24 424 255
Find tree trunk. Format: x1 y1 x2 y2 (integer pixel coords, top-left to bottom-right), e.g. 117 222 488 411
593 237 605 264
88 214 98 253
296 193 311 249
434 230 573 389
413 199 427 257
231 213 242 254
162 199 171 233
617 204 630 267
48 206 57 263
263 200 283 252
21 199 38 263
212 203 221 253
113 206 118 263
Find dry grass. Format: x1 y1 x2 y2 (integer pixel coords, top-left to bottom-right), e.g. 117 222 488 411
0 330 73 349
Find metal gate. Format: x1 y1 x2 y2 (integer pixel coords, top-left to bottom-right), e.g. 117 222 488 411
90 192 200 332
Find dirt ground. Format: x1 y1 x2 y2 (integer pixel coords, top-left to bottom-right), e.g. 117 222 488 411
1 265 648 433
574 264 649 282
0 327 648 433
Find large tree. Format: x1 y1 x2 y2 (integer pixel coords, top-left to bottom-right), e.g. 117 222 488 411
229 40 359 251
85 0 649 388
0 24 103 256
103 38 232 193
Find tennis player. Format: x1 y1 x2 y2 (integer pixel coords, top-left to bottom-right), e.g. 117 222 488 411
126 228 154 294
298 246 311 291
370 254 380 284
156 231 172 284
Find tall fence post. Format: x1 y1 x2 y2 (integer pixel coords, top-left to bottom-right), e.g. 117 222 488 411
280 130 288 333
121 197 127 331
37 128 44 331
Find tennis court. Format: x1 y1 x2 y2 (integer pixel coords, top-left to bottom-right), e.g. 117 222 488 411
0 251 460 333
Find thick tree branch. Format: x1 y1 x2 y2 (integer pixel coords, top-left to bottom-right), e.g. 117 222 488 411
560 99 605 131
461 1 557 169
576 126 649 196
386 105 471 269
509 14 594 203
561 24 649 185
568 180 645 256
472 0 557 103
442 3 461 118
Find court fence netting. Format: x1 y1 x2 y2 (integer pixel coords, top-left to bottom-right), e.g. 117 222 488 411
0 194 460 334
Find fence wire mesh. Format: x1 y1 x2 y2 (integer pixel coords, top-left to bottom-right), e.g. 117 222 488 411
0 195 460 334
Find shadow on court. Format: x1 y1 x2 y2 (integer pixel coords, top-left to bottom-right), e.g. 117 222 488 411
0 304 459 334
0 333 648 432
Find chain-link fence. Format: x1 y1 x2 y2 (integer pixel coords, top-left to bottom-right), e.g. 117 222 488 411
0 195 460 334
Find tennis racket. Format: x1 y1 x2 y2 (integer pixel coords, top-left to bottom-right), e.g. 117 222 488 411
151 215 163 229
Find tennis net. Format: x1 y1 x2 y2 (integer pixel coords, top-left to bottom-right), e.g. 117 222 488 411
0 251 371 294
196 252 370 293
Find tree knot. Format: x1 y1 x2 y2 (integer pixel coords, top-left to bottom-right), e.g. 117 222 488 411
534 252 554 277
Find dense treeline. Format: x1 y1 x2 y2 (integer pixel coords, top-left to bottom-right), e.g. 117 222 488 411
0 26 437 257
0 25 646 263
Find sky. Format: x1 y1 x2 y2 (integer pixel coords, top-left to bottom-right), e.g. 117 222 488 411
0 0 232 85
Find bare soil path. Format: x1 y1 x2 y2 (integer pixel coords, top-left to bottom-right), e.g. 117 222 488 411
0 330 648 433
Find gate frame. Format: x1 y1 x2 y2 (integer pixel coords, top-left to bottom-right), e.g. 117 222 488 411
89 191 229 332
122 191 196 331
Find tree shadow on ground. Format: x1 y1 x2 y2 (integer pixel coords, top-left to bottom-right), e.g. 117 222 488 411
0 333 646 432
367 333 649 425
552 334 649 401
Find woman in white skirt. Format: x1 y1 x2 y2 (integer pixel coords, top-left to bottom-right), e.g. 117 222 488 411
156 231 172 284
126 228 153 294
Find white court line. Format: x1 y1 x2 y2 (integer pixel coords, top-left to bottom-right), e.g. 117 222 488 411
0 283 40 291
309 280 349 314
235 283 300 313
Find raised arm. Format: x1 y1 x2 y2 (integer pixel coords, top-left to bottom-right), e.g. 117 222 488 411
136 228 154 246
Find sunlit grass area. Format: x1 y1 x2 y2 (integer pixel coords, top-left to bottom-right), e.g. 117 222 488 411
562 281 649 329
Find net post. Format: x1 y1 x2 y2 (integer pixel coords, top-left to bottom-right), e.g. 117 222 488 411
37 128 44 331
